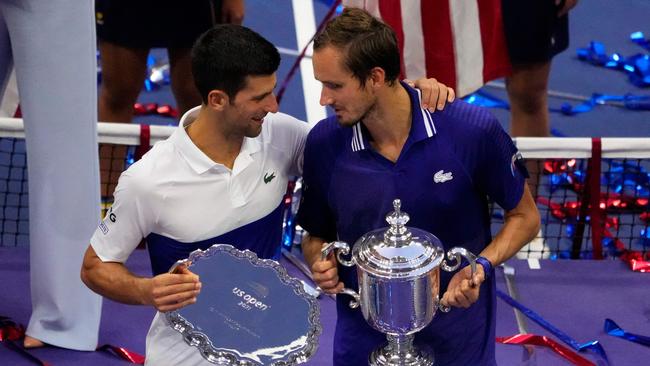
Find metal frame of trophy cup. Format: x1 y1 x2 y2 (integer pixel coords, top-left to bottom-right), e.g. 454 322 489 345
166 244 322 365
321 199 477 366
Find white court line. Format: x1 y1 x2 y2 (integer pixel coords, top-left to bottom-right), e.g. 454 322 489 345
291 0 326 126
277 46 312 59
527 258 541 270
516 228 550 260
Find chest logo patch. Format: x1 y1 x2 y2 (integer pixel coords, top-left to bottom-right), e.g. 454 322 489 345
433 170 453 184
263 171 276 184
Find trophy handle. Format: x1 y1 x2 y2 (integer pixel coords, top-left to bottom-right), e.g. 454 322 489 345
438 247 478 313
320 241 361 309
321 241 355 267
339 288 361 309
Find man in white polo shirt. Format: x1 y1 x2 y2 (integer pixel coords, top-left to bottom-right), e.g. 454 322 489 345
80 24 453 365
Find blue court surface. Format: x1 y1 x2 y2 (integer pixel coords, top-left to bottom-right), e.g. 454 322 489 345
137 0 650 138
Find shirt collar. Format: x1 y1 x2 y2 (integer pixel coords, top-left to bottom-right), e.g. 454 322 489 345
171 106 262 174
350 81 437 152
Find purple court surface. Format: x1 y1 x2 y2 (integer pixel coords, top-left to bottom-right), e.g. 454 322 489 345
2 247 649 365
2 0 650 365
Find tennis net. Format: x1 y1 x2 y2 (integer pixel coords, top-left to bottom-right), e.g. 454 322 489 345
1 117 648 262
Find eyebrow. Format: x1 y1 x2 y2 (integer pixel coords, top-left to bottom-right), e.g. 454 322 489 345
321 80 342 87
252 83 277 100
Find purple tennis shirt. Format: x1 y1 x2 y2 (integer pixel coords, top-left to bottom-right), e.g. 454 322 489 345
297 82 527 366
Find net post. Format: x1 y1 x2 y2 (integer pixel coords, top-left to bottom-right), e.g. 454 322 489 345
588 138 603 259
134 124 151 162
571 138 604 259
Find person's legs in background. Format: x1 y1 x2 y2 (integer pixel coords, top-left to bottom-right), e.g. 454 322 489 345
98 42 149 124
97 44 203 200
502 0 576 196
506 62 551 138
95 0 215 200
0 0 102 350
168 47 202 117
506 61 552 195
97 41 148 199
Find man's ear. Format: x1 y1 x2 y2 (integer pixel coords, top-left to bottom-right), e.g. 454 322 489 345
207 90 229 111
369 67 386 88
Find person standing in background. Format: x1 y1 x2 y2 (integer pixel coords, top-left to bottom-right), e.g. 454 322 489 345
503 0 578 139
0 0 102 350
502 0 579 194
343 0 579 154
342 0 511 98
96 0 245 198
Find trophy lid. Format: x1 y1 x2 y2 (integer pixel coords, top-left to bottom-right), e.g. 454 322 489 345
351 199 444 279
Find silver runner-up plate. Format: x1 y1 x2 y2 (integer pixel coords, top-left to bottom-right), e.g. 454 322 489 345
166 244 322 365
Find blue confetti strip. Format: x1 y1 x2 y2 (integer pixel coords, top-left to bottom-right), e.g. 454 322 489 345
497 289 609 364
577 32 650 88
604 319 650 347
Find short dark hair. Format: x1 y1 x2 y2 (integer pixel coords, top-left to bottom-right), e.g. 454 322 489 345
191 24 280 103
314 7 400 87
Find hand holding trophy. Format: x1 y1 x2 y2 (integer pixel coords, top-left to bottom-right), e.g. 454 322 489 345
321 199 478 366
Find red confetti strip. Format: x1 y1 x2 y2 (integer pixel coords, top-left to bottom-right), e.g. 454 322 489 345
0 316 52 366
601 227 650 272
537 194 647 221
0 320 24 342
133 103 178 118
641 212 650 223
1 316 144 365
97 344 145 364
497 334 596 366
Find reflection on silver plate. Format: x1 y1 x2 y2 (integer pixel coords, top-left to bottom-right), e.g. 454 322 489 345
166 244 321 365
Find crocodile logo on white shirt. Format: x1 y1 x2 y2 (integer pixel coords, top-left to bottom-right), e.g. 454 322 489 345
433 170 453 183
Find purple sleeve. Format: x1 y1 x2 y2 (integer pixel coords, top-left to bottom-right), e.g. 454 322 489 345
475 116 528 211
296 126 338 241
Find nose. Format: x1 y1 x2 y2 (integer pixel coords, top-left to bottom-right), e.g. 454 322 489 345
319 88 333 106
266 94 279 113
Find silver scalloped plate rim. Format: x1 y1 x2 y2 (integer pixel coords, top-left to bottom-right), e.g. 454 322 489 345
165 244 322 365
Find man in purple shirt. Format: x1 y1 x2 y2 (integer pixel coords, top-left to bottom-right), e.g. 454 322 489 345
297 8 540 366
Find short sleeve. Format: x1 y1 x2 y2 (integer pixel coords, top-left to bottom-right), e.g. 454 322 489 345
90 169 155 263
475 116 528 211
296 123 338 241
268 112 311 176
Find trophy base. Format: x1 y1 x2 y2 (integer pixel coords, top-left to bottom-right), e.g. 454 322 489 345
368 335 434 366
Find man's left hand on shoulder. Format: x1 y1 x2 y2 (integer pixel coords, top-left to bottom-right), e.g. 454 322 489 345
405 78 455 112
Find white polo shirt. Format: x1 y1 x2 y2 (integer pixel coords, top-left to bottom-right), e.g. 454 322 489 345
89 106 311 365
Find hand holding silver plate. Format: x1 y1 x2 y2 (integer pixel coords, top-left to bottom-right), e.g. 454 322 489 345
165 244 321 365
321 199 478 366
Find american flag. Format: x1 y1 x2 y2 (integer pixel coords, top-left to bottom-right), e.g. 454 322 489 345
343 0 511 97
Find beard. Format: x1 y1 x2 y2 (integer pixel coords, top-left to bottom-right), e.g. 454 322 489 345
244 120 264 138
335 100 374 128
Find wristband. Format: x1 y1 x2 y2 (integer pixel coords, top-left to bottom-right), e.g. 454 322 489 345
476 256 493 279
